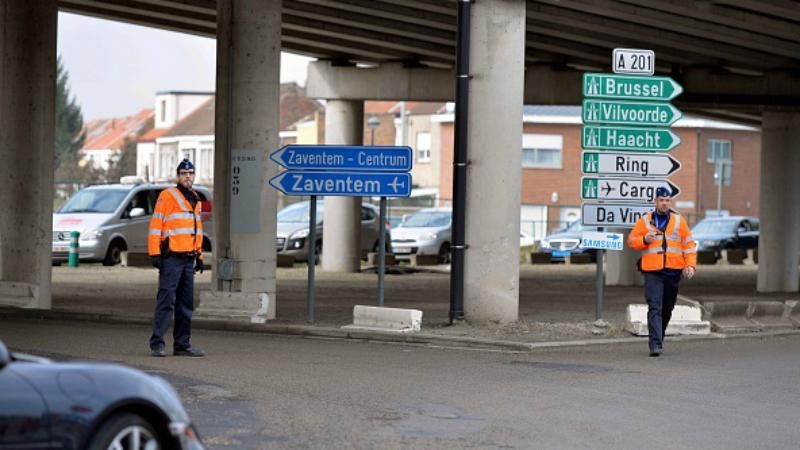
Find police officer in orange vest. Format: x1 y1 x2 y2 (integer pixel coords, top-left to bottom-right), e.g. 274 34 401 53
148 159 205 357
628 187 696 357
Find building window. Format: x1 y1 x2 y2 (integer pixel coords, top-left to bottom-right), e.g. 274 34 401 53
707 139 731 162
200 147 213 180
160 100 167 123
522 134 562 169
416 132 431 163
708 139 732 185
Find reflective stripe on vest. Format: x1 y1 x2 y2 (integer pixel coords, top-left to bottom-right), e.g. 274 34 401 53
670 214 681 241
167 187 191 212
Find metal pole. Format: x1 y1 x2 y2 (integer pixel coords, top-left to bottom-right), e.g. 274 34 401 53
595 227 604 320
378 196 387 306
307 196 317 323
716 159 723 215
450 0 471 323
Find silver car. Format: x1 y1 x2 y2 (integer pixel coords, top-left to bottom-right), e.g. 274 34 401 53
390 207 452 263
52 182 213 265
276 200 390 262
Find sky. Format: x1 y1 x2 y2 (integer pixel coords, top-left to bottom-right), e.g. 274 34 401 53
57 12 312 121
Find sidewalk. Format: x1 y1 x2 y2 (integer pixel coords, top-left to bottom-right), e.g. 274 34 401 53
0 264 794 349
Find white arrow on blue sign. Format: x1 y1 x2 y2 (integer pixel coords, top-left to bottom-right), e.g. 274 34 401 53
270 145 413 172
269 171 412 197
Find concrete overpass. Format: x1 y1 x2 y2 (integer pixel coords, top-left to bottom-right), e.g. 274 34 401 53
1 0 799 323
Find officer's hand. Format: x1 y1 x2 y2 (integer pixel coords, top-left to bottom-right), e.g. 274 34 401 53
152 256 161 269
194 258 204 274
683 266 696 280
644 232 657 243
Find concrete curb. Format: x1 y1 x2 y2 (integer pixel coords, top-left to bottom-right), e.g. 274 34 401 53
702 300 799 332
1 307 798 353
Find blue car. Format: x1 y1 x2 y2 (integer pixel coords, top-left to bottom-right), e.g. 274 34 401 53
0 340 204 450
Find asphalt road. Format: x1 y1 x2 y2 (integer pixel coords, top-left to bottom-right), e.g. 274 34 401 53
2 319 799 449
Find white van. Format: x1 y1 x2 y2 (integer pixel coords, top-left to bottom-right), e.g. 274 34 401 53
52 182 213 265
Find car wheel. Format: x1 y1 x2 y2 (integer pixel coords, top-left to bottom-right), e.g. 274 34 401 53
86 413 164 450
314 240 322 265
437 242 451 264
102 240 125 266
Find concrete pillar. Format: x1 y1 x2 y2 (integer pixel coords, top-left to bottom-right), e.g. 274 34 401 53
197 0 281 322
757 112 800 292
321 100 363 272
606 229 643 286
463 0 526 323
0 1 57 309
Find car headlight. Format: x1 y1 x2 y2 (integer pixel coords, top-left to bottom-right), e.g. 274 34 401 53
701 240 720 248
539 240 550 249
420 232 438 241
81 229 103 240
290 229 310 239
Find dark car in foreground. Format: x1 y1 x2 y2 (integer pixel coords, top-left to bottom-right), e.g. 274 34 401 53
538 221 599 262
692 216 759 260
0 340 204 450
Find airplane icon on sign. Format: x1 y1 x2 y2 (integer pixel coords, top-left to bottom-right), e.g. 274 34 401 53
602 181 616 196
389 177 405 193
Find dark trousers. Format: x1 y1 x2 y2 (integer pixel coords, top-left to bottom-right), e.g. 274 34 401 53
150 254 195 351
643 272 680 351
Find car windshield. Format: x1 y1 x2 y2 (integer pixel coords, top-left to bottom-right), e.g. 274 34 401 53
401 211 451 228
277 202 325 224
693 219 737 234
59 189 128 213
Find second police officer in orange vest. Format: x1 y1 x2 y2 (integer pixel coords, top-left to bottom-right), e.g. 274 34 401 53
148 159 206 357
628 187 697 357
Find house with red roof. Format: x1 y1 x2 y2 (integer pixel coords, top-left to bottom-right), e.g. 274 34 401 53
137 83 324 185
79 108 154 171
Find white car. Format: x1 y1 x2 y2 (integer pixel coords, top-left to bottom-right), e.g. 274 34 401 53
390 208 452 263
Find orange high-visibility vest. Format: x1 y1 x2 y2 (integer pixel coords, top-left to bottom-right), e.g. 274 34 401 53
148 187 203 259
628 211 696 272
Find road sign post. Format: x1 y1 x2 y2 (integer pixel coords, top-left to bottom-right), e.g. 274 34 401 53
269 144 413 322
580 48 684 320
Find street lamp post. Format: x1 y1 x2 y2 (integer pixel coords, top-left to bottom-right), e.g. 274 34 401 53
367 116 380 146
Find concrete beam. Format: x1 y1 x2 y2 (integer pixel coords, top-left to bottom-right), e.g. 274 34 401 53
307 61 800 112
306 61 454 101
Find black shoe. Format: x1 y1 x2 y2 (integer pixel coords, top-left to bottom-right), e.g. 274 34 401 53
174 347 205 357
649 348 662 357
151 347 166 357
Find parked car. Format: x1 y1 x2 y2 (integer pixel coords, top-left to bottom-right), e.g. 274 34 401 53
692 216 759 260
276 200 390 262
520 231 536 248
0 340 204 449
52 181 213 266
538 221 599 262
391 208 452 263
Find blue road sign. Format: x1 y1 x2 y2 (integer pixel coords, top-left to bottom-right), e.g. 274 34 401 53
270 171 412 197
270 145 413 172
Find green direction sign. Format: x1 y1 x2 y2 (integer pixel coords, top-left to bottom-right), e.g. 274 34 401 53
583 73 683 102
582 177 680 202
582 125 681 152
582 99 682 127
